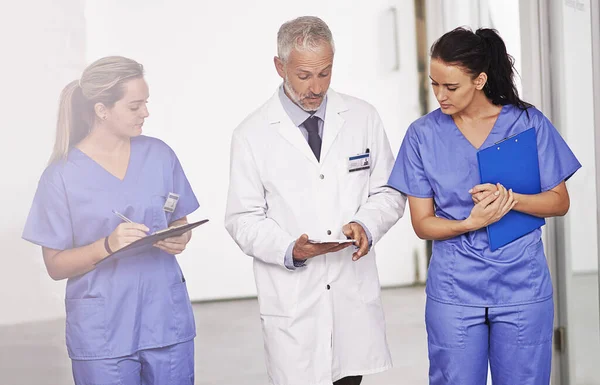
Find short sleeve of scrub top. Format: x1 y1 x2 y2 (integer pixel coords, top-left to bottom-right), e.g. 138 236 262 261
532 112 581 191
169 149 199 222
387 123 433 198
23 164 73 250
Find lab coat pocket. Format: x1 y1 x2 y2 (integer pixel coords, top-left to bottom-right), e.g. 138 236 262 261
65 298 107 357
170 281 196 339
254 263 300 317
345 168 369 190
354 254 381 303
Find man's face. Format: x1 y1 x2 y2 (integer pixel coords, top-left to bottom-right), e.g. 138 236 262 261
275 43 334 112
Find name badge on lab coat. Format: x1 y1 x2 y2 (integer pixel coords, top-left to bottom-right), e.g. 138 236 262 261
163 192 179 213
348 151 370 172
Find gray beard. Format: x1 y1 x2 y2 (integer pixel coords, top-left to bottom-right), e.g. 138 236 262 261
283 77 320 113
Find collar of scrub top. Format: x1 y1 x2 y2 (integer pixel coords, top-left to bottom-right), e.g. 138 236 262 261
278 84 327 133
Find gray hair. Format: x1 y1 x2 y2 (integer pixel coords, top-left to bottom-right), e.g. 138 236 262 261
277 16 335 63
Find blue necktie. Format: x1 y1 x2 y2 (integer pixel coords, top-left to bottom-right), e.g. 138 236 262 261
303 115 321 161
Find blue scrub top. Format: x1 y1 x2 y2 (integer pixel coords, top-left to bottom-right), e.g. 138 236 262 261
388 105 581 307
23 136 200 360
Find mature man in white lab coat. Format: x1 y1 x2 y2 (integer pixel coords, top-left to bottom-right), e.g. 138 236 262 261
225 16 406 385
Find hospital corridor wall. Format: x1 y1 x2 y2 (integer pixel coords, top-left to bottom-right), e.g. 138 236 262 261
0 0 86 326
1 0 425 326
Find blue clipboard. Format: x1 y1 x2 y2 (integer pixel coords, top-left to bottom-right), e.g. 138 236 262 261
476 127 545 250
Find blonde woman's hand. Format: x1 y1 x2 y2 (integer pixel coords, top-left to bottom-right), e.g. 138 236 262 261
107 222 149 252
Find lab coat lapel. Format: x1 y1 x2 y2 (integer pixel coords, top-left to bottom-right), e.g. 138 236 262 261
268 91 320 166
320 89 348 164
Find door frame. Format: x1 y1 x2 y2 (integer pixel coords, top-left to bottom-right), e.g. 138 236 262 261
591 0 600 329
519 0 568 383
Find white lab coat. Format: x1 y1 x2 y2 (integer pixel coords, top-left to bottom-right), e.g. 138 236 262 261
225 88 406 385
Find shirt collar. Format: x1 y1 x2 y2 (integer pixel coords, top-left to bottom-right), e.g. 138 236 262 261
278 84 327 127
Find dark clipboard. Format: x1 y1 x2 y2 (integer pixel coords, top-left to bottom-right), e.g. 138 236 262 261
95 219 209 265
477 127 545 250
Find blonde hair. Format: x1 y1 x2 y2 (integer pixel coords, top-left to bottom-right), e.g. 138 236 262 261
49 56 144 164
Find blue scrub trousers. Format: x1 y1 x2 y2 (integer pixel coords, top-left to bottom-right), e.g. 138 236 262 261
72 339 194 385
425 297 553 385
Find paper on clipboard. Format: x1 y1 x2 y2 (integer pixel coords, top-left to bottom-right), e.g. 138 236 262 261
95 219 209 265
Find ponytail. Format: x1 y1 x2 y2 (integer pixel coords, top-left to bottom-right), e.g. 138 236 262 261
48 80 92 164
475 28 532 110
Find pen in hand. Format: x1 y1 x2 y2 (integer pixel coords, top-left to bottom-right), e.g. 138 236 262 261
112 210 133 223
111 210 149 237
105 211 149 256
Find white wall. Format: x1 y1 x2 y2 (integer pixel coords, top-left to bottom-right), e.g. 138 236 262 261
0 0 86 326
548 1 599 383
84 0 424 302
549 0 598 274
1 0 424 326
